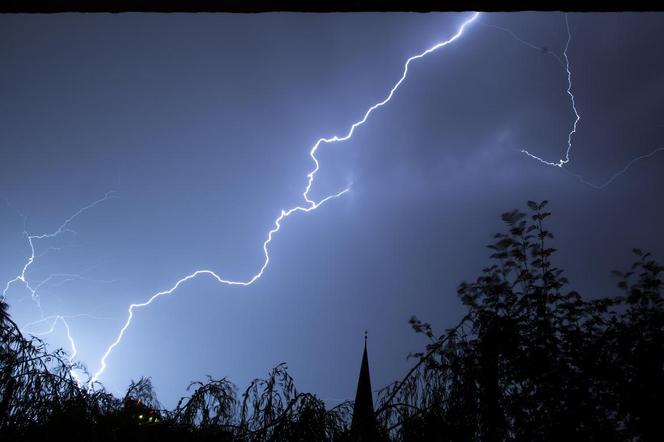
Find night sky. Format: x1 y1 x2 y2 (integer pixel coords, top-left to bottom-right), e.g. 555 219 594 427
1 12 663 408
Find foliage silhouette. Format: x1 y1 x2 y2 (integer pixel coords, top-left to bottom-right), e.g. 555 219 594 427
1 200 662 441
376 200 663 441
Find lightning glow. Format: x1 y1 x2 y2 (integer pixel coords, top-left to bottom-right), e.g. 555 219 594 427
89 11 482 387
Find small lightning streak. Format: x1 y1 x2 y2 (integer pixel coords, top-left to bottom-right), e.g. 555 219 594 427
23 313 115 365
481 23 565 67
24 313 115 333
565 147 664 189
520 14 580 168
489 15 664 189
2 191 117 305
90 12 481 387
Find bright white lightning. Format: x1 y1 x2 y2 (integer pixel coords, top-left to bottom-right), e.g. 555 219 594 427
90 189 349 387
520 14 580 168
89 12 482 387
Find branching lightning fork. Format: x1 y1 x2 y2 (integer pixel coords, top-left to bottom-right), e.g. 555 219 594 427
492 14 664 188
2 191 117 305
89 12 482 387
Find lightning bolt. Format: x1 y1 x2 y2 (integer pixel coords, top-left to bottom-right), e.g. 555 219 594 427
25 315 79 361
2 191 117 304
565 146 664 189
23 313 116 362
24 314 83 384
89 11 482 387
1 192 116 385
490 14 664 189
519 14 580 168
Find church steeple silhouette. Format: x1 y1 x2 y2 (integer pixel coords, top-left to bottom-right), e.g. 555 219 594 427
350 331 377 441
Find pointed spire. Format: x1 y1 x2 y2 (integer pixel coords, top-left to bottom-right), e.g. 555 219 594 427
351 331 377 441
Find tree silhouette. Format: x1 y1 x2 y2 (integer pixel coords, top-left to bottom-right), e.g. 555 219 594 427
1 200 662 441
